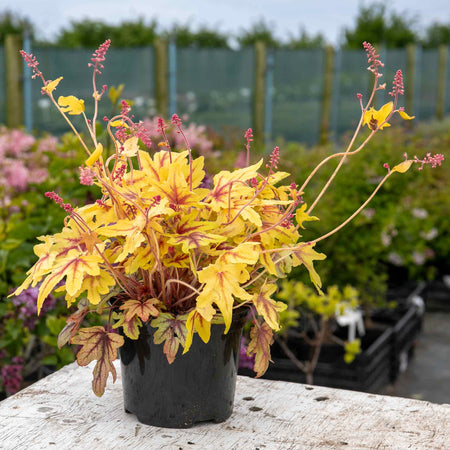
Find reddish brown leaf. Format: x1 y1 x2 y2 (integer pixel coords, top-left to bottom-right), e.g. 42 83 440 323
150 313 188 364
71 326 124 396
246 322 274 377
57 302 89 348
120 298 160 322
252 283 286 331
112 311 141 340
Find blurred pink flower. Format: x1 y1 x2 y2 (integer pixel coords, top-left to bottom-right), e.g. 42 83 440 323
4 163 29 191
37 135 58 153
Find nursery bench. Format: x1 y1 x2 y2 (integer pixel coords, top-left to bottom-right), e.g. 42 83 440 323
0 360 449 449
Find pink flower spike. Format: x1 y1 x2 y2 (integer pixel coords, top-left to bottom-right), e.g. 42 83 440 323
267 146 280 171
20 50 43 79
413 153 445 170
79 167 95 186
363 42 384 77
121 100 131 116
171 114 182 126
244 128 253 166
357 93 362 99
45 191 73 213
389 70 404 97
157 117 167 133
88 39 111 73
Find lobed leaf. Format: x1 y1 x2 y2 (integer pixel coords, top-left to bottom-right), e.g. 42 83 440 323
246 322 274 377
120 298 160 322
252 283 287 331
71 326 124 397
151 313 188 363
291 243 326 292
183 309 211 354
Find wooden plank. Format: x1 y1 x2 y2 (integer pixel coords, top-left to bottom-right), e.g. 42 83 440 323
5 34 23 127
154 37 169 119
436 45 448 121
406 44 417 118
253 41 266 149
0 360 449 449
319 45 334 145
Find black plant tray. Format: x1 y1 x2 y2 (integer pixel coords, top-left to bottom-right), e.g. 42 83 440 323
371 305 423 382
239 326 393 393
421 279 450 312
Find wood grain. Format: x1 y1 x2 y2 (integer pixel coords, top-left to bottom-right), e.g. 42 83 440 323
0 360 449 449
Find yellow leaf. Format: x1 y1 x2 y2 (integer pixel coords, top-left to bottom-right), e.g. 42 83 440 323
58 95 85 115
197 261 252 332
363 102 393 130
96 214 146 262
36 251 102 314
291 243 326 292
183 310 212 354
392 160 413 174
398 110 415 120
218 242 260 265
109 119 129 128
85 143 103 167
122 136 140 157
295 203 319 229
80 271 116 305
42 77 63 94
252 283 286 331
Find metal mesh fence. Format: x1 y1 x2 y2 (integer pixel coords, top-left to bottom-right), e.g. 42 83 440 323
175 47 254 136
2 44 450 144
0 46 5 126
446 50 450 115
332 49 371 142
31 47 154 135
272 49 324 146
417 49 439 120
382 48 408 106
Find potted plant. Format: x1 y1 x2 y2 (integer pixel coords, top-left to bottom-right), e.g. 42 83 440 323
13 40 443 428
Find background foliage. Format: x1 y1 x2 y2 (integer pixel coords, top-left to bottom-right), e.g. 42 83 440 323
2 3 450 48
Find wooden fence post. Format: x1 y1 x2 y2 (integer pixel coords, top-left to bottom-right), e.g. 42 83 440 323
406 44 416 117
5 34 23 127
319 45 334 145
253 41 266 149
154 37 169 119
436 45 448 121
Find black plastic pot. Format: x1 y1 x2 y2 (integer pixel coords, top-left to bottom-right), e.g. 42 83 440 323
119 311 247 428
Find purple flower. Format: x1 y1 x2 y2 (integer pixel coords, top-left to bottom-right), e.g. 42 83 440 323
239 340 255 370
1 361 24 395
11 286 55 330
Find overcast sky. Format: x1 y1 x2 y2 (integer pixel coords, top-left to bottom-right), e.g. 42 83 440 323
7 0 450 45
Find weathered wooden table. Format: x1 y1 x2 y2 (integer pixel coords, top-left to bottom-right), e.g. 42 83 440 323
0 360 449 449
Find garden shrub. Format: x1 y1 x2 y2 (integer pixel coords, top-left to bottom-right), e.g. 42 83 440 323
0 128 100 397
277 119 450 306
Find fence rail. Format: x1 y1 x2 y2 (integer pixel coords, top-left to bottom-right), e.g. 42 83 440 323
1 35 449 147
